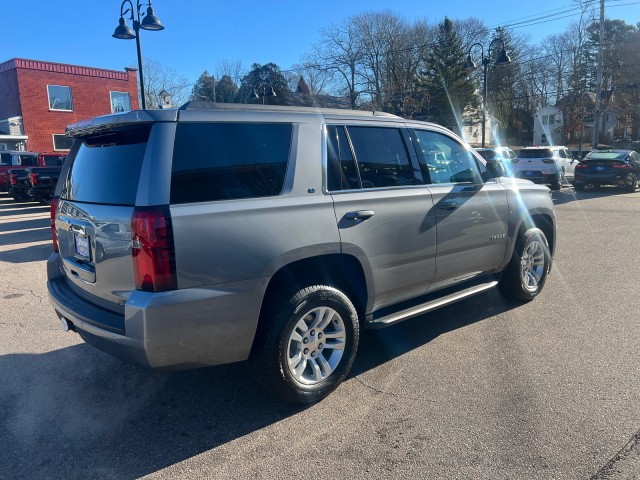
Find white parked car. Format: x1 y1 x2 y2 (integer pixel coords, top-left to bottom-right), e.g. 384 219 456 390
512 146 571 190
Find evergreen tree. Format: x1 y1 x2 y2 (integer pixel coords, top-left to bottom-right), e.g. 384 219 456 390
414 18 479 129
296 76 311 94
191 71 216 102
236 63 290 105
215 75 238 103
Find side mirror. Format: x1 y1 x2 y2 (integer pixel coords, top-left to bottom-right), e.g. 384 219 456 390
485 161 506 180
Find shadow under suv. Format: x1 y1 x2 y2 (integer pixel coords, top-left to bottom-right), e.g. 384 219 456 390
47 102 556 404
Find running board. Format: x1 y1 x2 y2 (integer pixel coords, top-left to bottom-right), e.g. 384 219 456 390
367 280 498 329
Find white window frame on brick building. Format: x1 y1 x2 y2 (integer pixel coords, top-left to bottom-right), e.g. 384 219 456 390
110 91 131 113
52 134 73 151
47 85 73 111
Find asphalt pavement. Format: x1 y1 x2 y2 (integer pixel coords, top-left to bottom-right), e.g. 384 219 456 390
0 188 639 480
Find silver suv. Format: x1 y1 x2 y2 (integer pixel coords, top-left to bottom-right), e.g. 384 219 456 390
47 103 556 404
512 146 571 190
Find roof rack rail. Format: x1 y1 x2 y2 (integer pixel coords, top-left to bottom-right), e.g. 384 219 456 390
178 100 401 118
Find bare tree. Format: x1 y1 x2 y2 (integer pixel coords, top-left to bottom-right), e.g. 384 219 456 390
140 58 190 109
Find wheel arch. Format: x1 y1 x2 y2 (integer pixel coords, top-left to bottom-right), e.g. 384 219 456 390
257 254 369 330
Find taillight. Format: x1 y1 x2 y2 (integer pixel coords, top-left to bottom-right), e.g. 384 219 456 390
542 158 555 164
50 197 59 253
10 173 17 185
131 206 177 292
29 172 38 185
612 163 631 169
575 163 589 169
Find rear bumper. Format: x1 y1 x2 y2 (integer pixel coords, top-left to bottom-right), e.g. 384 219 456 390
573 172 631 186
47 253 265 371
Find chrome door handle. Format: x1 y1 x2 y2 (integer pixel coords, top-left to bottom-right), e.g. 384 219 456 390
345 210 375 220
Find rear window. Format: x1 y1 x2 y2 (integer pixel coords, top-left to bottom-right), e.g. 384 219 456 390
43 155 65 166
584 152 628 161
19 155 38 166
518 148 553 158
171 123 292 204
61 124 151 205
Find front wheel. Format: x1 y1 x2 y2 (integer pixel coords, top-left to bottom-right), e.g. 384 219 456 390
249 285 360 404
500 228 551 301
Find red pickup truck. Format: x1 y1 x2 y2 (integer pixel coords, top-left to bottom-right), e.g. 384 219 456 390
1 152 66 192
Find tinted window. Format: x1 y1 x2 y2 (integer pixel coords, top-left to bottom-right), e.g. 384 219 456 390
327 126 359 191
61 125 151 205
0 153 11 166
346 126 417 188
171 123 292 204
518 148 553 158
43 156 65 166
412 129 483 184
18 155 38 166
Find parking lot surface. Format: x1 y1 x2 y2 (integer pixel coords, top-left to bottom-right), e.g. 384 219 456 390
0 189 639 479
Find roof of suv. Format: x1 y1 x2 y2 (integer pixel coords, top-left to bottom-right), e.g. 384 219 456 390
67 102 405 138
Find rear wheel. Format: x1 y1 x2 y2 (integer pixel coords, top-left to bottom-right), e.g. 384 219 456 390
249 285 359 404
625 174 638 193
500 228 551 301
550 171 563 190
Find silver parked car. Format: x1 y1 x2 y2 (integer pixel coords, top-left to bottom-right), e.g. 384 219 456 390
47 103 556 404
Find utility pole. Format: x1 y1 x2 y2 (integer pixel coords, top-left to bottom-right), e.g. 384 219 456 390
592 0 605 149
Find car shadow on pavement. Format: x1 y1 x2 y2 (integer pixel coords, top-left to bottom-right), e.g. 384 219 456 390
0 289 519 479
0 217 49 232
0 243 53 263
0 204 50 216
352 288 520 377
0 344 302 479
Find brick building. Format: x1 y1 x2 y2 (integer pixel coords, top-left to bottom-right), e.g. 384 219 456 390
0 58 139 153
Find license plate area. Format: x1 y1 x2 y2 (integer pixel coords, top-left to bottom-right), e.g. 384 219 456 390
74 234 90 259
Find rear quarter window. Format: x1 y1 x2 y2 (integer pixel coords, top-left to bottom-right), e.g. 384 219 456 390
170 123 292 204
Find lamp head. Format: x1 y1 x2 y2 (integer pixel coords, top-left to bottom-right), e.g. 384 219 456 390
140 5 164 31
495 48 512 65
113 17 136 40
463 55 477 73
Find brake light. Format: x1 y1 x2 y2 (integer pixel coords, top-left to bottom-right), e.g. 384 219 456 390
29 172 38 185
575 163 589 169
542 158 555 164
131 207 177 292
612 163 630 169
10 173 17 185
50 197 59 253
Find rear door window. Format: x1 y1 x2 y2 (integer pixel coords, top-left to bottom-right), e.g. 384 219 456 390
171 123 292 204
61 124 151 205
345 126 418 188
0 153 10 166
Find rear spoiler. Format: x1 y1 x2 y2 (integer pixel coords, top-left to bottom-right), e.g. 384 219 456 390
66 109 178 138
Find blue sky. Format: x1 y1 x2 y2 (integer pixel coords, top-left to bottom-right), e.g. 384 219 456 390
3 0 639 86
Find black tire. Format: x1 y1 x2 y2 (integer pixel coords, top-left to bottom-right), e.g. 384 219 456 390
500 228 551 302
550 172 562 191
249 285 359 404
625 174 638 193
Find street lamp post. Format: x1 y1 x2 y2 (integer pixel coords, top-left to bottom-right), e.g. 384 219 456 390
464 38 512 148
112 1 164 110
252 86 277 105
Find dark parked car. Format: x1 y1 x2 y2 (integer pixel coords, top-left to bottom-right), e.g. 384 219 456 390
0 151 39 192
573 150 640 192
